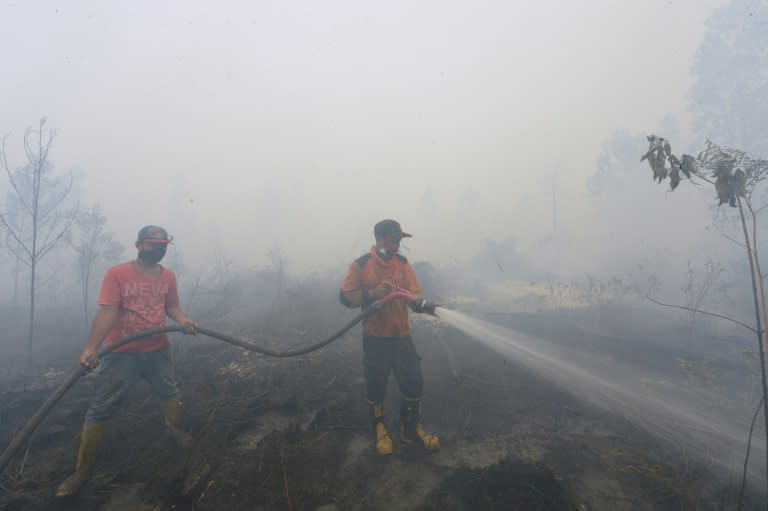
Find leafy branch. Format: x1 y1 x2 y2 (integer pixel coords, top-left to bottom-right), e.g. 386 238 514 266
641 135 768 507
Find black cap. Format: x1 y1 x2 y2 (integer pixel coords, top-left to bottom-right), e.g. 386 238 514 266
374 219 412 239
137 225 173 244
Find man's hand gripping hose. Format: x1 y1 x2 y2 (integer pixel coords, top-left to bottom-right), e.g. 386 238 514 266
380 281 440 316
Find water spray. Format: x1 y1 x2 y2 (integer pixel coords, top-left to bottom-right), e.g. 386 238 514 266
436 308 764 484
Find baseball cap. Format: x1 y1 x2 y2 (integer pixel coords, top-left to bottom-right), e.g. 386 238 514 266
374 219 412 239
137 225 173 244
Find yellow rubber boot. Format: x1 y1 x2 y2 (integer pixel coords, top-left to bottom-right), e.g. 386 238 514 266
55 423 105 498
370 403 393 455
160 399 193 448
400 399 440 451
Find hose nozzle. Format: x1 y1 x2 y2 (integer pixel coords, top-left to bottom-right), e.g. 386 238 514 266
411 298 438 316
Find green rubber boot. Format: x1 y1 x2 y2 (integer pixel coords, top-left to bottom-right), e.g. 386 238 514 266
55 423 105 498
161 399 193 448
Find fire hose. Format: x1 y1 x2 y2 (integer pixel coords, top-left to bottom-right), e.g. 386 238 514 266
0 290 427 474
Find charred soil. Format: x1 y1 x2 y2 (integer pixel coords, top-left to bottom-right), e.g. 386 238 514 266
0 311 757 510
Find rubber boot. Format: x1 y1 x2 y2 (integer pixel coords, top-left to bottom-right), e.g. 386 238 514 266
160 399 193 448
55 423 106 498
400 399 440 450
370 403 393 455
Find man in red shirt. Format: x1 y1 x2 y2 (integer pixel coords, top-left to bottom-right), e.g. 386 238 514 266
340 219 439 455
56 225 198 498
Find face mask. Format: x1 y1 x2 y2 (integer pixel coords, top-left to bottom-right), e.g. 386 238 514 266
138 246 167 264
377 247 390 259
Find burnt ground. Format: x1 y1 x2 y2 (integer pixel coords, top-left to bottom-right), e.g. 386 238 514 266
0 306 761 511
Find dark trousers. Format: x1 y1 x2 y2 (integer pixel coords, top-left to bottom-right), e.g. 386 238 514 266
362 336 423 404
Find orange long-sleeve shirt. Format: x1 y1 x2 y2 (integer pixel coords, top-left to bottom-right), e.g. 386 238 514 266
340 246 422 338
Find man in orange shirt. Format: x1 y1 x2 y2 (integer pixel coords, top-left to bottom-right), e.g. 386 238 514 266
56 225 198 498
340 219 439 455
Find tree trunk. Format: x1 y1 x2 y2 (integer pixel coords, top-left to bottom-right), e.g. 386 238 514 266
737 198 768 501
27 256 36 366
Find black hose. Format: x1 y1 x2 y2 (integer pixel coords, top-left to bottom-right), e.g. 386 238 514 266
0 307 374 474
197 308 369 357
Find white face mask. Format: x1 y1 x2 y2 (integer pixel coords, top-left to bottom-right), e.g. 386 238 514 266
378 246 389 258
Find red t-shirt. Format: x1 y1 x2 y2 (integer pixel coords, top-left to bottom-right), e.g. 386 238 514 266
98 261 181 352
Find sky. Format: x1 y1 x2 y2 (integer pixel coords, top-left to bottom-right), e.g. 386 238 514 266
0 0 731 276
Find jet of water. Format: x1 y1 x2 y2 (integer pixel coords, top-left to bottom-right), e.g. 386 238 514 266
436 307 763 483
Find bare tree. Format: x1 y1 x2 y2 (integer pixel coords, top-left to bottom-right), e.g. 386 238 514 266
69 203 123 328
0 118 79 365
681 260 724 352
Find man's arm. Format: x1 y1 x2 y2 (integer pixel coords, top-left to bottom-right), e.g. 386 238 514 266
166 305 198 334
165 271 197 334
404 263 422 298
341 261 391 307
340 262 364 307
80 304 119 369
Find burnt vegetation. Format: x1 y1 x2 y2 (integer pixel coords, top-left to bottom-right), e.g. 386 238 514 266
0 261 760 510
